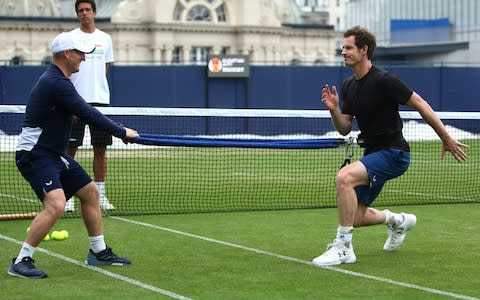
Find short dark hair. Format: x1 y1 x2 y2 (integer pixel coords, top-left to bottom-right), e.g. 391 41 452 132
344 26 376 60
75 0 96 13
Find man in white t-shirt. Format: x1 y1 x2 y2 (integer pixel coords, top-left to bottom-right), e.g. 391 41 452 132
65 0 115 211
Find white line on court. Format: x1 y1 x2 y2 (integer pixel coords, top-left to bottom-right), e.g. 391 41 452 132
0 234 191 300
112 216 479 300
385 189 479 202
0 193 38 203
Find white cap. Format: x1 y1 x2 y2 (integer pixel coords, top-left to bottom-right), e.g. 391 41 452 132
51 32 96 54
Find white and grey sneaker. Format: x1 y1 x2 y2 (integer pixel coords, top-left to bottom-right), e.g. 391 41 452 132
383 212 417 252
64 198 75 212
100 196 115 210
312 240 356 266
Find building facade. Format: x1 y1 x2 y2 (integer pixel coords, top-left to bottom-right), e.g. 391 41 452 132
296 0 480 65
0 0 337 65
295 0 342 30
341 0 480 65
2 0 478 66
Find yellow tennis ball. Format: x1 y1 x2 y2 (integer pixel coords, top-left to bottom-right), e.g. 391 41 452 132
60 230 69 239
26 226 30 232
51 231 65 240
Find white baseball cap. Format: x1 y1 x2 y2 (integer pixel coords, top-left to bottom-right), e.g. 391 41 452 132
51 32 96 54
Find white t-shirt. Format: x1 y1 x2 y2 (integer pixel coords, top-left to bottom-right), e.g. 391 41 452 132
69 28 114 105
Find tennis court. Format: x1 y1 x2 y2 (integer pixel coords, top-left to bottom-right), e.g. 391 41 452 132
1 107 479 299
1 204 479 299
2 108 479 215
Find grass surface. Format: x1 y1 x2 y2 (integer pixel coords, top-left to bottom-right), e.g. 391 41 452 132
1 140 479 215
1 204 479 299
1 138 478 299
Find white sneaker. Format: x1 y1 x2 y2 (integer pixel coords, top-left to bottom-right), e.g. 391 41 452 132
383 212 417 252
312 240 356 266
100 196 115 210
64 198 75 212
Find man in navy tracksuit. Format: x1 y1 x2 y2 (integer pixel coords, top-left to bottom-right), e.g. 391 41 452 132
8 32 138 279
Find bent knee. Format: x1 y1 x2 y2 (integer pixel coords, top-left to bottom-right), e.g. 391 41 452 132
77 182 100 203
335 163 369 188
335 171 355 189
43 192 67 218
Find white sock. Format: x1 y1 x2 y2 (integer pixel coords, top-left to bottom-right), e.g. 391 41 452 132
95 182 106 200
88 235 107 253
336 226 353 246
15 242 36 264
95 181 106 202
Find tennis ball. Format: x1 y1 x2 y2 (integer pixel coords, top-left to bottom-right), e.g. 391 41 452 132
51 230 66 241
26 226 30 232
60 230 69 239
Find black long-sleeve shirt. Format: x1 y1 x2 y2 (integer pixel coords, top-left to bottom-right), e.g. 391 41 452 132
16 64 125 155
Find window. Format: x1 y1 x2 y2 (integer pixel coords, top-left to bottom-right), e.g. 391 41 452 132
9 56 24 66
290 59 301 66
173 3 184 20
215 4 227 22
186 4 211 21
172 47 184 64
220 47 230 55
314 58 325 65
191 46 211 64
174 0 227 23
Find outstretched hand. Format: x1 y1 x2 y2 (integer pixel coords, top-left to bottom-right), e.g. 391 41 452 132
441 137 469 162
321 84 339 111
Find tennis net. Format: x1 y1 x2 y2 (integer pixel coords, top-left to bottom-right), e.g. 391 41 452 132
1 106 479 217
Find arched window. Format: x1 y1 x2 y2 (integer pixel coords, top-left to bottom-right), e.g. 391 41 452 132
290 59 301 66
9 56 24 66
173 3 184 20
174 0 227 23
314 58 325 65
215 3 227 22
186 5 211 21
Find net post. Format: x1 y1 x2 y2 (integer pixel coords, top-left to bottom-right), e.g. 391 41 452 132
340 137 355 169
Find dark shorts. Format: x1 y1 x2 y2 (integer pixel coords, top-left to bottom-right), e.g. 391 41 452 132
355 148 410 206
15 150 92 201
68 104 112 148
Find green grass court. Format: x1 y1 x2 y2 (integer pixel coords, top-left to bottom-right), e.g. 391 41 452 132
1 139 479 299
1 140 479 215
1 204 479 299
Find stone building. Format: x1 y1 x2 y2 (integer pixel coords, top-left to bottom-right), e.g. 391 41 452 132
0 0 337 65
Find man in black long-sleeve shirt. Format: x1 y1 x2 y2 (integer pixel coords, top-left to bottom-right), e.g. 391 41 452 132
8 32 139 279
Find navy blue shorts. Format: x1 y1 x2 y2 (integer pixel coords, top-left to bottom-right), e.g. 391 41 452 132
69 119 113 147
15 150 92 201
68 104 112 148
356 148 410 206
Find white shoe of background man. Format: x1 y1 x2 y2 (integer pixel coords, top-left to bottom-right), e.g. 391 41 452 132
96 182 115 210
64 198 75 212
